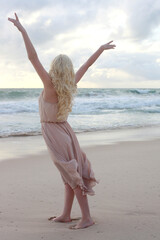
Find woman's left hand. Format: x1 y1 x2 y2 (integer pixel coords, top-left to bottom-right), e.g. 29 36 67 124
101 41 116 50
8 13 25 33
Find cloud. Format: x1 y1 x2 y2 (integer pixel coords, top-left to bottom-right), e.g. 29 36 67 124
1 0 160 88
2 0 51 12
4 0 160 42
96 51 160 81
122 0 160 40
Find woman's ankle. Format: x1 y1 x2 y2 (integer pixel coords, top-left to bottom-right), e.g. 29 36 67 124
81 215 92 221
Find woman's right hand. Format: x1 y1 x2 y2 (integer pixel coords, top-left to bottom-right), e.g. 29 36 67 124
8 13 25 33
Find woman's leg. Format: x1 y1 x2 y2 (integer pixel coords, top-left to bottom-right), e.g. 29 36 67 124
49 183 75 222
71 186 95 229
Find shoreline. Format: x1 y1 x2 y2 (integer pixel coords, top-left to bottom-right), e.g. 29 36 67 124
1 123 160 139
0 125 160 162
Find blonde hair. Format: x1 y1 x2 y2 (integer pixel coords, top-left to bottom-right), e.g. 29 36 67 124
49 54 77 121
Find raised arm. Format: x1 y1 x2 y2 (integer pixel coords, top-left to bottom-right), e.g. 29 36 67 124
8 13 53 88
75 41 116 84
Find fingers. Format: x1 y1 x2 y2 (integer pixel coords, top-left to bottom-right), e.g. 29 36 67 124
8 13 19 23
15 13 19 21
8 18 15 23
110 45 116 49
106 41 116 49
107 40 113 44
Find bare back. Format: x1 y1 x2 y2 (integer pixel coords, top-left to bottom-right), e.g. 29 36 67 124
43 87 58 104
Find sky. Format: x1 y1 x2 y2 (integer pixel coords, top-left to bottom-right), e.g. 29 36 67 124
1 0 160 88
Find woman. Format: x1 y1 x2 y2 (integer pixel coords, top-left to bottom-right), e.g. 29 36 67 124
8 13 116 229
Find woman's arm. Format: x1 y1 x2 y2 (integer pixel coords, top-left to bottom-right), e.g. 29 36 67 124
75 41 116 84
8 13 53 89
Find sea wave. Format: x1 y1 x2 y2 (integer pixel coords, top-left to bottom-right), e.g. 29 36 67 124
1 88 160 101
129 89 158 95
0 88 41 101
0 101 38 114
0 88 160 138
0 131 42 138
1 88 160 115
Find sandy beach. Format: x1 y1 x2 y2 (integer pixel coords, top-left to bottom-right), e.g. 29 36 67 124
0 127 160 240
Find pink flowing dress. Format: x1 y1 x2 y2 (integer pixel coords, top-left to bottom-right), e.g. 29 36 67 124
38 91 98 195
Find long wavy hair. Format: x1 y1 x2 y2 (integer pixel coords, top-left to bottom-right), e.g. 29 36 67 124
49 54 77 121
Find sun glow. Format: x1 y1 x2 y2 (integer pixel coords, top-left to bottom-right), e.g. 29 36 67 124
107 8 128 28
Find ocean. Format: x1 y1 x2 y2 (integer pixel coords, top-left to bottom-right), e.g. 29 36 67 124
0 88 160 138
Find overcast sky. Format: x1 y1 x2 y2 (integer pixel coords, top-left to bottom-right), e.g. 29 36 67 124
1 0 160 88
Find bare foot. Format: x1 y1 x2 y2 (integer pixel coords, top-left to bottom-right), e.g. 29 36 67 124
69 218 95 229
48 216 80 223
